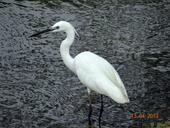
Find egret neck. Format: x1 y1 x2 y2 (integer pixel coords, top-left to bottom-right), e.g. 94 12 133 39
60 28 75 73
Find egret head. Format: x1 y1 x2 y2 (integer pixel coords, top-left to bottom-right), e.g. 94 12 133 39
29 21 78 37
51 21 73 32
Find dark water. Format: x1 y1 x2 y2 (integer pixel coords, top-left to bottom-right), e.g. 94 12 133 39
0 0 169 128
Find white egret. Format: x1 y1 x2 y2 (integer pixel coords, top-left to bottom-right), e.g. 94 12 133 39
30 21 130 128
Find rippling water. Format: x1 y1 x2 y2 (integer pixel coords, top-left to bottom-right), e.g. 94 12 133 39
0 0 169 128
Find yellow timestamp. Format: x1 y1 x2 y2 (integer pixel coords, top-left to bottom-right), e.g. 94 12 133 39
131 113 159 119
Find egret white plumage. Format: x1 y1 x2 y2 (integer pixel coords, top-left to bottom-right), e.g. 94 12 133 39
30 21 130 128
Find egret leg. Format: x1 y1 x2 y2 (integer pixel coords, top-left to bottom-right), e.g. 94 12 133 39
87 89 92 126
99 95 103 128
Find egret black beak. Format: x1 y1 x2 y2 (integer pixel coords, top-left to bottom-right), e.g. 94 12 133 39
29 27 54 37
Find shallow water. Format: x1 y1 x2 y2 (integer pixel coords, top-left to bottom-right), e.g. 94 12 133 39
0 0 169 128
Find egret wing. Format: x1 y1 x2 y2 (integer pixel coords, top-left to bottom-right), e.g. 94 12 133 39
74 51 128 98
100 58 128 98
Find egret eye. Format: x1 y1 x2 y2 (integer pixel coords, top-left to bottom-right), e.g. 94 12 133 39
56 26 60 29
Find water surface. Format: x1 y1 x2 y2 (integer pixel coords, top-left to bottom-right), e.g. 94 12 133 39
0 0 169 127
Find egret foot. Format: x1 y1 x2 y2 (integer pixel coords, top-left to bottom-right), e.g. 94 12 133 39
99 95 103 128
88 90 92 127
88 102 92 126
